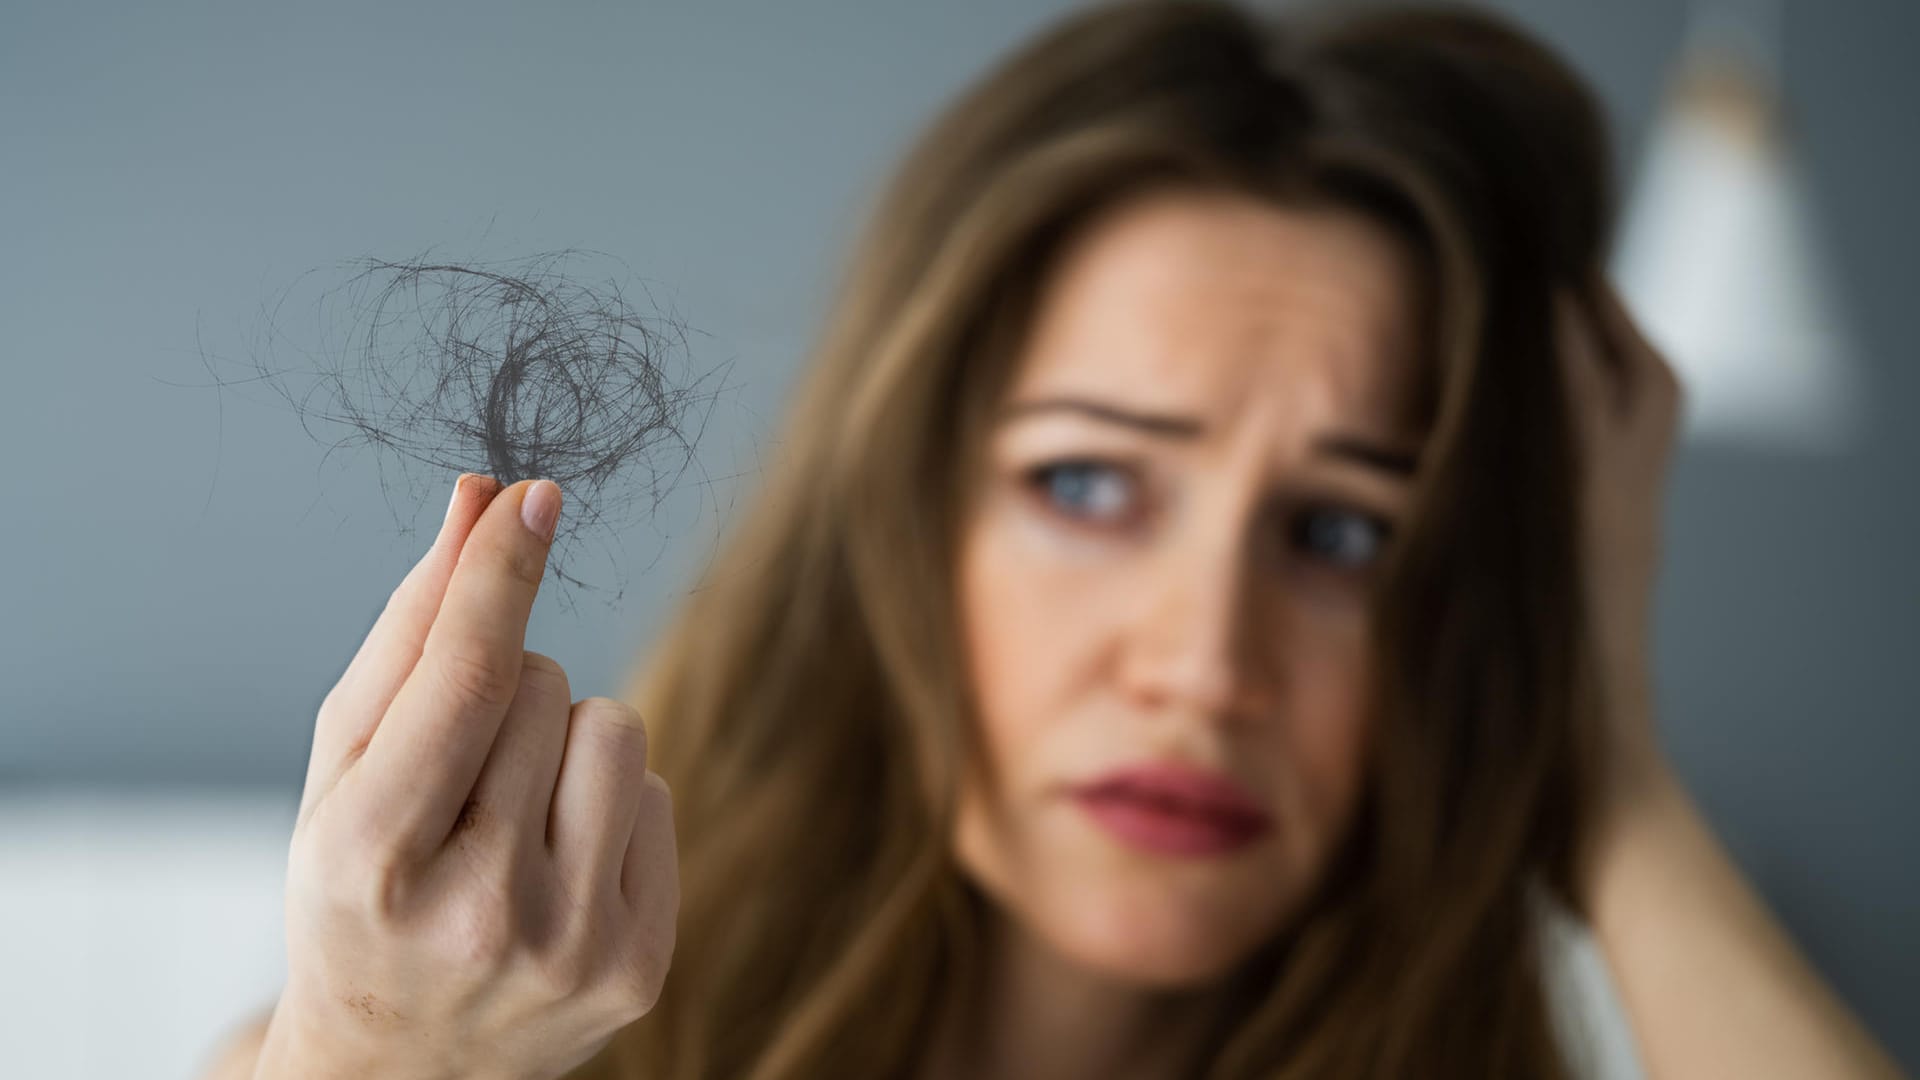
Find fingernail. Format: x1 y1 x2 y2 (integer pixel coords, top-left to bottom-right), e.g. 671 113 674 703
443 474 472 528
521 479 561 542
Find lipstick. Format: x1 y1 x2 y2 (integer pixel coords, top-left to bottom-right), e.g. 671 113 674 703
1070 762 1271 857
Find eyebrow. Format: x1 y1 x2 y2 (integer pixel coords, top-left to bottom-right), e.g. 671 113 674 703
995 395 1420 477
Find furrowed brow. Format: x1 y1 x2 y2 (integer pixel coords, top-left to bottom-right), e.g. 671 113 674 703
997 395 1419 479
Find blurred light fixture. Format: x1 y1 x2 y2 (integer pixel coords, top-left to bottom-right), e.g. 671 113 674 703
1609 0 1858 452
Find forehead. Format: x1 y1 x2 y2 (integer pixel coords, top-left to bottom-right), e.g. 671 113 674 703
1008 186 1425 437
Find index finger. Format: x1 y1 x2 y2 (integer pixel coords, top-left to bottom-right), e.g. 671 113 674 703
302 472 502 822
351 478 564 851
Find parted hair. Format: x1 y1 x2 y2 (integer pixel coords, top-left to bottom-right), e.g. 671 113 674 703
575 1 1615 1075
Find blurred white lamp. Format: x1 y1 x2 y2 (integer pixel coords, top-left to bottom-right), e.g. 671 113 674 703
1610 0 1859 453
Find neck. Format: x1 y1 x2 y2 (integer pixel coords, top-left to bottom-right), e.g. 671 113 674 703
922 897 1224 1080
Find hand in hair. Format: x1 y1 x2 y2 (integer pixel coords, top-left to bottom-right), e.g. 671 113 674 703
252 474 678 1080
1555 273 1684 814
1559 280 1907 1079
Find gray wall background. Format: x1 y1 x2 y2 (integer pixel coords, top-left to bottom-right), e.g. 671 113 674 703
3 0 1913 1067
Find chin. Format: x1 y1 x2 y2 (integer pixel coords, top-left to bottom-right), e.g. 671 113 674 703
1043 884 1276 989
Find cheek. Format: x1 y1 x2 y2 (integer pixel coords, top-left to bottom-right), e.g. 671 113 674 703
954 496 1119 789
951 514 1033 909
951 496 1117 896
953 504 1061 825
960 536 1050 757
1267 608 1375 864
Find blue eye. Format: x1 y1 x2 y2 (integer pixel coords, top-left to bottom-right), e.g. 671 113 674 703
1027 460 1137 524
1022 462 1391 568
1291 505 1391 569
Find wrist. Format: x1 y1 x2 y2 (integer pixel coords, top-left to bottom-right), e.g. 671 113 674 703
1586 646 1668 828
250 1007 361 1080
251 998 525 1080
1580 751 1698 918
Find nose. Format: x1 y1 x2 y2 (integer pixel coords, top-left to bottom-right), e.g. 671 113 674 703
1119 523 1273 723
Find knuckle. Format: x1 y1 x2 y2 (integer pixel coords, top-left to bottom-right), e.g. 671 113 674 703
617 926 673 1015
461 525 546 589
441 894 520 975
571 698 650 766
303 810 410 920
435 644 520 709
486 532 547 588
533 942 597 999
506 548 546 589
516 651 571 699
352 849 413 922
627 976 665 1019
574 696 647 738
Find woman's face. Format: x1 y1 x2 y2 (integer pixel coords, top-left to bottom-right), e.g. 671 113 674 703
953 186 1425 987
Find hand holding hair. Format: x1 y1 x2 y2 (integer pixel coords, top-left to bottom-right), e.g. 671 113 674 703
253 474 679 1080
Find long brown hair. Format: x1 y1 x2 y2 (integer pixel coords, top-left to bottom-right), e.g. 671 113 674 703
574 1 1615 1075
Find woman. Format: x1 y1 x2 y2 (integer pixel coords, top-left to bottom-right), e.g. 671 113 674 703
217 2 1907 1078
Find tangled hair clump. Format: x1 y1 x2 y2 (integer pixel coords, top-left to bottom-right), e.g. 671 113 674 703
195 249 731 603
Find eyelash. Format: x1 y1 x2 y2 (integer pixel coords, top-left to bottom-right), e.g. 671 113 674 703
1020 458 1395 573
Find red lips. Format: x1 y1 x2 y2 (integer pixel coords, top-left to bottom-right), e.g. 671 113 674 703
1071 761 1271 857
1075 761 1269 818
